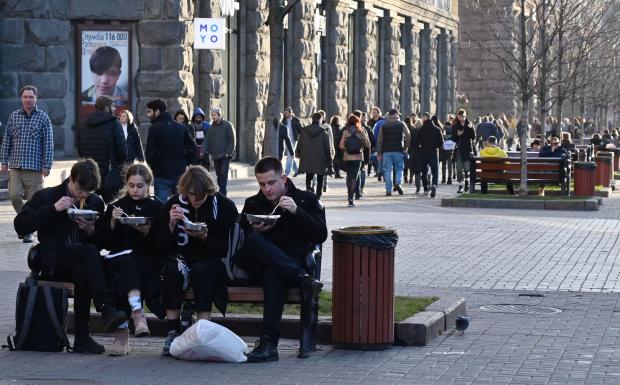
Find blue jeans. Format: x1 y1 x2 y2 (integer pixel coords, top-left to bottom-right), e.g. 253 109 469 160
284 139 298 175
154 177 178 203
382 152 404 192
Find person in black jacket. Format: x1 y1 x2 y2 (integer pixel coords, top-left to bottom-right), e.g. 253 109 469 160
237 157 326 362
14 159 127 354
145 99 196 203
282 107 303 176
118 110 145 163
159 165 239 356
78 95 128 203
414 113 444 198
101 163 164 355
452 109 477 193
274 114 293 162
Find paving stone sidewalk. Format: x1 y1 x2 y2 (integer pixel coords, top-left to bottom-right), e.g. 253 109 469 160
0 174 619 384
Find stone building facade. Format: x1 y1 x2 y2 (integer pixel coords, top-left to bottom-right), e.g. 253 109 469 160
0 0 458 164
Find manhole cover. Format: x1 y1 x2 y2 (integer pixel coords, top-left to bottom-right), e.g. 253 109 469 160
479 304 561 314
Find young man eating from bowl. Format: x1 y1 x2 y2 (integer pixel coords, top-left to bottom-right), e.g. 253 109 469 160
237 156 326 362
159 165 238 355
14 158 128 354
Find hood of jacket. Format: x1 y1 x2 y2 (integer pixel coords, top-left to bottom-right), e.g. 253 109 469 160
192 107 205 118
84 111 117 127
305 123 325 137
480 146 507 158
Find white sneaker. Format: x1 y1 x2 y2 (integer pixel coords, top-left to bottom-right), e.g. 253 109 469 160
109 328 129 356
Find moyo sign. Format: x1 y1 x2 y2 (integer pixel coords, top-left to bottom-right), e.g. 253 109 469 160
194 18 226 50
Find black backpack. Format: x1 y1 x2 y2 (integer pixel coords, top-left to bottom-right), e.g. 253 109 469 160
345 133 363 154
4 277 72 352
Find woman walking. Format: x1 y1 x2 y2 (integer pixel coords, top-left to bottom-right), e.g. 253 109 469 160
339 115 371 207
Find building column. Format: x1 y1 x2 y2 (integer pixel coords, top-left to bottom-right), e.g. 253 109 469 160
401 19 422 115
353 7 378 112
382 14 402 111
324 0 350 119
137 1 195 136
238 1 270 163
448 33 457 115
437 29 449 121
419 24 438 114
289 0 318 121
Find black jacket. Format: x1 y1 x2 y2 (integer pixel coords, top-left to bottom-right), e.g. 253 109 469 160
160 192 239 262
274 118 294 160
102 195 163 257
452 118 477 161
78 111 128 178
281 116 303 142
14 179 105 276
415 119 444 156
126 123 145 163
539 145 569 159
296 122 334 175
146 112 196 179
241 179 327 260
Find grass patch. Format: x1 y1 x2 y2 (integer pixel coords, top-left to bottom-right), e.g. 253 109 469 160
225 291 438 323
458 193 594 201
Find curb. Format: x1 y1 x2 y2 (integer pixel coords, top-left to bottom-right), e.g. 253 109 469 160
441 197 599 211
596 188 610 198
69 297 466 348
394 297 466 346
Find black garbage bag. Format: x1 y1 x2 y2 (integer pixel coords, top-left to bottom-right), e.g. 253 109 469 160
332 227 398 249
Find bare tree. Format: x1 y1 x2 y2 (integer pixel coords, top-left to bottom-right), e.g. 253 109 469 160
263 0 301 157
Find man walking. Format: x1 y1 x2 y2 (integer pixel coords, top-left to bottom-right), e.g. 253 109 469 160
206 108 236 196
191 107 212 170
145 99 196 202
452 109 476 193
282 107 302 176
414 112 444 198
1 85 54 242
77 95 127 202
296 112 334 199
376 109 410 196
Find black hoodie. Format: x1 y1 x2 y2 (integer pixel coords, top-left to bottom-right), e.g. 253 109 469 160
145 112 196 179
296 122 334 175
78 111 128 179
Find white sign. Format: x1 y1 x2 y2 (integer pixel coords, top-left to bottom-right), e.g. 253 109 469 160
194 18 226 50
399 48 406 66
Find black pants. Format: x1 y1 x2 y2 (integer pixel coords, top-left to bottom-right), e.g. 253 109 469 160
52 244 111 336
305 174 324 197
236 232 307 341
162 259 219 313
343 160 362 200
214 157 230 196
419 153 439 189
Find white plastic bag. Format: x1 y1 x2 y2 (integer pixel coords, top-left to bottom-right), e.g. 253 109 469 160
170 319 248 362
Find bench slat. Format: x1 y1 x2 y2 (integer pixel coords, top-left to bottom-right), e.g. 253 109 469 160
38 281 303 304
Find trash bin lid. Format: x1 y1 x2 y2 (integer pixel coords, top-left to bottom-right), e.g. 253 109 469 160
332 226 396 235
332 226 398 249
574 161 596 170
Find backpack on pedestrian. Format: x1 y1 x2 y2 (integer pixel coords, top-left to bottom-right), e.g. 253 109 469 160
344 133 363 155
4 274 72 352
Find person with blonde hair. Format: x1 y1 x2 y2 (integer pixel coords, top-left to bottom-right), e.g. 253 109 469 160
159 165 239 356
118 110 144 163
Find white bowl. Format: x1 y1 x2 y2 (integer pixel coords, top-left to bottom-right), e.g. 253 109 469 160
245 214 281 225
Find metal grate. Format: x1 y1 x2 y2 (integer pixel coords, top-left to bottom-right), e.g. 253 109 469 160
479 304 562 315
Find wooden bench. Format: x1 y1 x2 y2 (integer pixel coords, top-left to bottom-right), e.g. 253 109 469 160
35 248 323 358
470 157 570 194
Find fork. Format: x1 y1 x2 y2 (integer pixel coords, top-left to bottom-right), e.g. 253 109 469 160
112 205 129 217
268 202 281 215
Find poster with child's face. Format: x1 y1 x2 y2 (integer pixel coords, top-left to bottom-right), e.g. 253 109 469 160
77 26 132 124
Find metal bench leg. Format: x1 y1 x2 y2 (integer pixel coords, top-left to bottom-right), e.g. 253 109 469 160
298 290 314 358
308 294 319 352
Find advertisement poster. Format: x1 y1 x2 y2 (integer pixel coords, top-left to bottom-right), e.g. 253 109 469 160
77 25 132 124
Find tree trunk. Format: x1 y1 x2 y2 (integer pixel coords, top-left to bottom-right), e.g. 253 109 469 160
264 1 286 158
519 0 529 197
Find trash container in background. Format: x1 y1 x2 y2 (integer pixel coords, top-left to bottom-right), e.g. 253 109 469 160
574 161 596 197
614 149 620 171
595 151 614 188
332 226 398 350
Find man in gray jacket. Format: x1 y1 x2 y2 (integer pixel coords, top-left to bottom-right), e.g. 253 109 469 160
206 108 236 196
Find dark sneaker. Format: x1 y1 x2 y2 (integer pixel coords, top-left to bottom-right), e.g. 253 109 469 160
423 189 429 196
102 305 127 333
348 200 355 207
395 185 404 195
73 334 105 354
447 179 452 185
246 335 279 363
162 330 180 356
430 185 437 198
298 274 323 298
415 186 420 194
386 192 392 196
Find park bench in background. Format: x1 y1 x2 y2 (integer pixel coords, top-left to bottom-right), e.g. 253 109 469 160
470 157 570 195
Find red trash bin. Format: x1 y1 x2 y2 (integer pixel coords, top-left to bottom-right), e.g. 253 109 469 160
574 161 596 197
614 149 620 171
595 151 613 188
332 226 397 350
